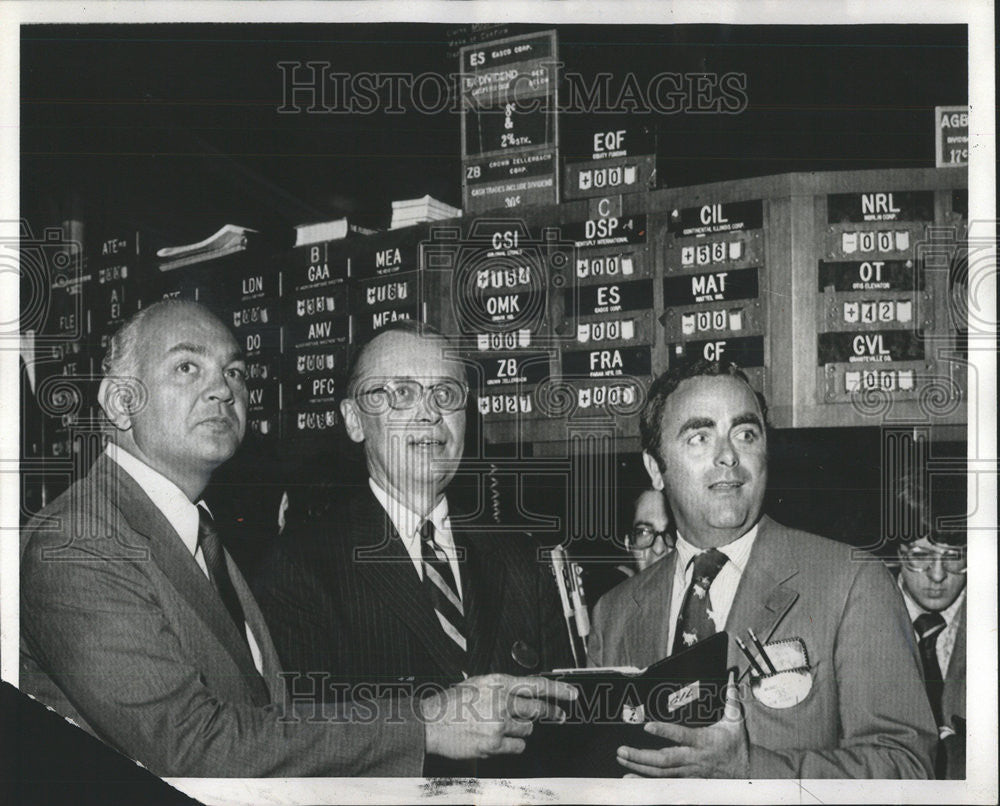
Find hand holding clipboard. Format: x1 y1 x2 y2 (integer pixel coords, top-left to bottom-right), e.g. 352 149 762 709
617 668 749 778
535 632 732 777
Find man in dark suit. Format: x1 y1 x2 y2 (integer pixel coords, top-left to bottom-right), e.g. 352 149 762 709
254 321 572 774
894 472 967 778
20 300 575 778
588 359 938 778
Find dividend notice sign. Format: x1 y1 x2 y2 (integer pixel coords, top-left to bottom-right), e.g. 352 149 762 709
460 30 559 214
935 105 968 168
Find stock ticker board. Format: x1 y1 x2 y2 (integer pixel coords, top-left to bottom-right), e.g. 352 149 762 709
27 165 968 467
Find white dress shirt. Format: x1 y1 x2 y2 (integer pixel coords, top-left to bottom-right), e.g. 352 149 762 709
899 579 966 675
666 523 760 651
105 444 264 674
369 478 463 600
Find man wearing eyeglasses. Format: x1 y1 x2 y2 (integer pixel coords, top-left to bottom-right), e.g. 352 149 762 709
254 320 571 776
894 474 967 779
626 489 674 573
21 302 576 779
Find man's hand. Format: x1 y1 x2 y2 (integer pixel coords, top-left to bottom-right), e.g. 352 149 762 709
421 673 577 760
617 671 749 778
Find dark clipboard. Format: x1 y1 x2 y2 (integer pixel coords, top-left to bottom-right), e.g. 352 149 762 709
527 632 731 777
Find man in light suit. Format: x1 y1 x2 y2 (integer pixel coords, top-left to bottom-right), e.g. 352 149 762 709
254 321 572 775
588 359 937 778
20 300 574 778
894 472 967 778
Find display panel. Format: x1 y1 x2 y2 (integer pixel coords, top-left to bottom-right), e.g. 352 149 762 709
22 168 967 460
282 242 351 446
807 178 957 424
460 31 559 213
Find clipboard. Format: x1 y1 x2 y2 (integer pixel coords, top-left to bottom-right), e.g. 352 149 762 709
527 632 731 777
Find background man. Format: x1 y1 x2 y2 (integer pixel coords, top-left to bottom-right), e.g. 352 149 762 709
587 359 937 778
253 320 571 775
894 472 967 778
626 489 673 574
609 489 673 585
20 301 574 778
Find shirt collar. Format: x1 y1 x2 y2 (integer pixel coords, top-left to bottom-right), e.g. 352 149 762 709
105 443 202 555
368 477 451 548
675 520 761 575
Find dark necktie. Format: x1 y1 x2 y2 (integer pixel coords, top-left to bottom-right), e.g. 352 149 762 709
197 505 251 652
673 548 729 654
914 611 947 726
420 520 468 665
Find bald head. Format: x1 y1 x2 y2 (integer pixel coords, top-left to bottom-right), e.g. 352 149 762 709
346 321 462 395
99 300 248 500
102 299 206 380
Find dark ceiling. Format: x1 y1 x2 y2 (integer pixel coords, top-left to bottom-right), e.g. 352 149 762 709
20 23 967 248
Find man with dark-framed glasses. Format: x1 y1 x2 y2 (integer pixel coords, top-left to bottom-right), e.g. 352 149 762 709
894 473 967 779
254 320 571 776
625 489 674 573
20 301 575 778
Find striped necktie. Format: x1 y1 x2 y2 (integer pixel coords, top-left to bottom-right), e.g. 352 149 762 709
420 519 468 661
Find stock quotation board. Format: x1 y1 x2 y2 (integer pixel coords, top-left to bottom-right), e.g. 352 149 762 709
23 25 966 471
25 164 967 471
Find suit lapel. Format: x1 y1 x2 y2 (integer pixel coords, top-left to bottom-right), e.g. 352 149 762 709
462 531 505 674
724 516 801 674
951 598 966 673
625 553 677 666
621 518 800 673
228 560 281 704
351 493 466 679
96 456 269 701
944 597 966 713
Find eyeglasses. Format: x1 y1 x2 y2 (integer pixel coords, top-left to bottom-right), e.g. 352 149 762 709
899 546 967 575
354 378 469 415
625 526 668 551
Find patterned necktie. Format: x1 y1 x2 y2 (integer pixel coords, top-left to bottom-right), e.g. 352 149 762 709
673 548 729 654
420 519 468 662
914 611 947 726
197 505 250 652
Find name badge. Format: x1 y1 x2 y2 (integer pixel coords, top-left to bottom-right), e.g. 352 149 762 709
746 637 814 710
